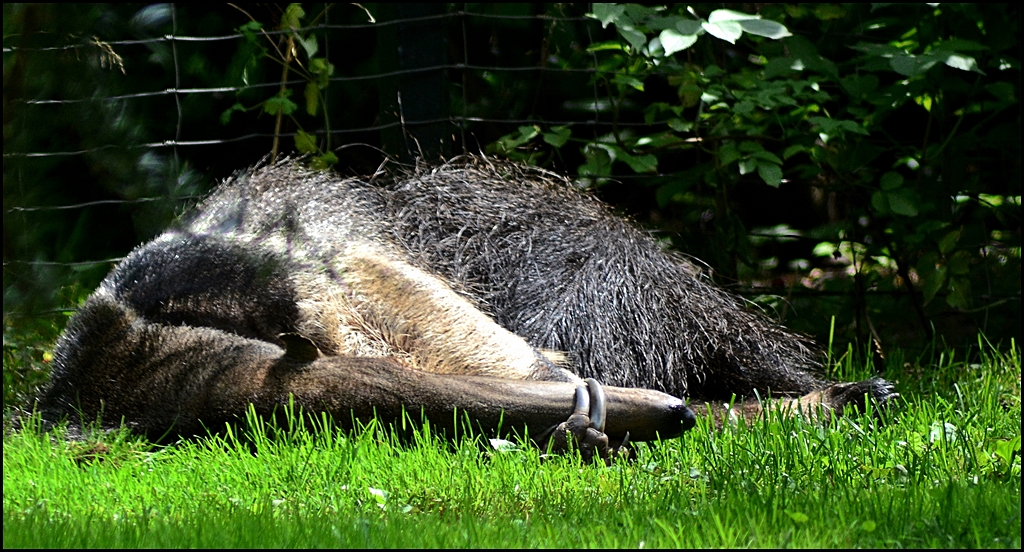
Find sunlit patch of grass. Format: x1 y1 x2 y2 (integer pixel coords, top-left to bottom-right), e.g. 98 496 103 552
3 339 1020 548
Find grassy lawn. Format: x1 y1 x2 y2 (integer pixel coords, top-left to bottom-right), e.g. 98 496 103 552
3 341 1020 548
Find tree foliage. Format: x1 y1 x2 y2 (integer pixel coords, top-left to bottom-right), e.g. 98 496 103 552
223 4 340 169
489 3 1020 352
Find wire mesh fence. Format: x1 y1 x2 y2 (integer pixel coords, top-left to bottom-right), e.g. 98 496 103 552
3 3 1019 354
3 4 620 313
3 6 627 161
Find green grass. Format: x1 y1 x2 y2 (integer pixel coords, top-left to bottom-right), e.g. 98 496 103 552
3 341 1021 548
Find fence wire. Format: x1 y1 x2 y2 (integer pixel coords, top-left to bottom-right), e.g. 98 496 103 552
2 6 638 206
3 5 626 318
3 4 1017 325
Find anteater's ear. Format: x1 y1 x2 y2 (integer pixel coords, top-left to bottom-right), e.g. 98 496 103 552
279 333 321 362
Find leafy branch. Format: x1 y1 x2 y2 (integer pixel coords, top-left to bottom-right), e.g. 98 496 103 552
223 3 340 169
486 3 1019 352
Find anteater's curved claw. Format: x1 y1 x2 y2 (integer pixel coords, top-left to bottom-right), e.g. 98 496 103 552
572 383 590 417
585 378 606 432
542 379 615 463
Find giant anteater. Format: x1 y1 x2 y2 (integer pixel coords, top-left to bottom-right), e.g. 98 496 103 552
39 156 895 459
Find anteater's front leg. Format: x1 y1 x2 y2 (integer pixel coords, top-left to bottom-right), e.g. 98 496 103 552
125 322 696 442
335 245 574 382
257 354 695 443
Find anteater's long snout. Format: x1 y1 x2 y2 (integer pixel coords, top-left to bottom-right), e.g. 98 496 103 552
600 385 696 440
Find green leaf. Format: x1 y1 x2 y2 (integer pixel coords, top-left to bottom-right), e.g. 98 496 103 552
850 42 904 57
622 153 658 173
890 54 939 77
888 189 919 216
785 5 808 18
809 116 836 132
986 82 1016 102
989 436 1022 468
622 4 662 22
635 133 681 149
938 230 960 254
678 84 702 107
785 36 838 78
921 265 946 306
733 100 755 114
667 118 693 132
939 53 984 74
296 34 318 59
646 15 685 31
490 126 541 154
309 57 330 75
947 250 972 275
757 162 783 187
738 141 764 153
643 103 665 125
264 92 297 116
880 172 904 190
840 74 879 99
586 41 627 53
737 19 792 39
933 38 989 52
813 241 839 258
871 191 890 215
310 58 335 88
579 145 613 177
782 145 806 159
220 103 246 125
617 26 648 52
703 65 726 78
809 116 869 137
702 21 743 44
603 144 658 173
707 9 760 22
750 151 783 165
847 141 885 170
304 83 319 116
239 20 264 32
517 125 541 141
588 4 626 28
838 120 870 135
311 152 338 171
675 20 704 36
812 4 846 20
660 29 698 55
542 126 571 148
655 179 687 207
612 73 645 91
946 276 972 309
238 20 264 43
241 66 251 87
718 144 742 166
764 57 803 78
294 130 317 154
738 158 757 175
281 3 305 31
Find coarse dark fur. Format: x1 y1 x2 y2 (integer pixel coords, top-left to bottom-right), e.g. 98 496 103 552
377 157 895 421
382 160 821 397
38 156 894 445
